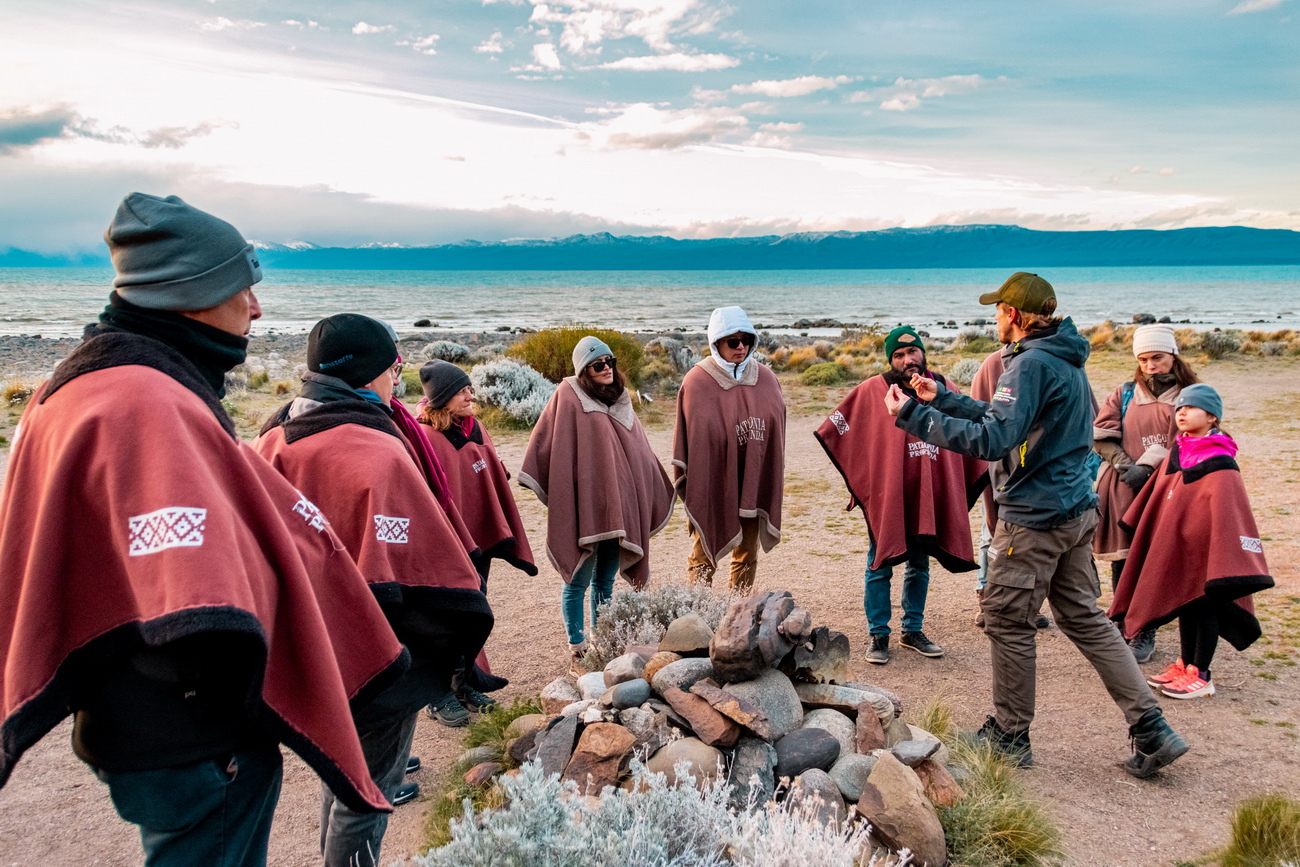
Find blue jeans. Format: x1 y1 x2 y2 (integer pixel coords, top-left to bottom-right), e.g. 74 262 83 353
864 534 931 636
562 538 621 645
320 711 417 867
98 741 283 867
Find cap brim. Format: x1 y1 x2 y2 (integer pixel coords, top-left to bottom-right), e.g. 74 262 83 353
978 291 1002 306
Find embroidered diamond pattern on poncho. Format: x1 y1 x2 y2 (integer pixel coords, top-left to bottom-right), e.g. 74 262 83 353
1240 535 1263 554
128 507 207 556
374 515 410 543
292 495 329 533
829 410 850 436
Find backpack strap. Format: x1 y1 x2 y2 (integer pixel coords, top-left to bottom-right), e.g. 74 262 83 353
1120 381 1136 419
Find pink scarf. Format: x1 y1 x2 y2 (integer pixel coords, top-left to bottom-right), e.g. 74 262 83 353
1178 431 1237 467
390 399 454 511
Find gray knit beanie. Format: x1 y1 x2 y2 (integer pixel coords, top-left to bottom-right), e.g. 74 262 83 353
105 193 262 311
419 360 472 408
1174 383 1224 422
572 336 614 375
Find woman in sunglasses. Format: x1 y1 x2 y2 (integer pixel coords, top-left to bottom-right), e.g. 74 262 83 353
672 306 786 591
519 336 676 673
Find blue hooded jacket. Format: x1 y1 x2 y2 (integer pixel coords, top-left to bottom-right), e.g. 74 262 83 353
895 317 1097 529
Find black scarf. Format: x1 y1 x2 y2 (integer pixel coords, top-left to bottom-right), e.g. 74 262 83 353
93 293 247 398
1141 372 1179 398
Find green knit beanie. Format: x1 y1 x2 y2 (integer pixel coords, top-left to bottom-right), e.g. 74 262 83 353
884 326 925 360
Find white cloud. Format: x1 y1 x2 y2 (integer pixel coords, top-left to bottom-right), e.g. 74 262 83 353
731 75 852 98
475 32 506 54
398 34 440 55
199 17 266 32
1158 167 1176 176
282 20 322 30
1128 165 1143 174
1227 0 1289 13
352 22 395 35
575 102 748 150
747 121 803 148
854 74 992 111
532 43 563 70
596 52 738 71
528 0 728 56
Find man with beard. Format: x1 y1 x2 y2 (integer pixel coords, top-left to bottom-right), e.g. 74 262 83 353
884 272 1188 777
816 326 986 665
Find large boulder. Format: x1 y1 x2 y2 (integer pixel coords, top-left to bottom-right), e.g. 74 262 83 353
659 612 714 656
914 758 965 808
709 591 813 683
645 737 723 788
602 678 651 710
603 652 648 687
844 681 904 719
689 679 773 740
540 677 582 714
561 699 597 717
774 727 840 780
856 752 947 867
799 708 856 759
578 671 610 700
724 669 804 740
787 768 848 827
650 657 715 696
795 683 895 722
505 714 552 739
781 626 852 684
884 716 913 748
891 738 941 768
727 737 777 809
906 724 950 766
661 687 741 747
563 722 637 794
828 753 877 802
618 706 666 756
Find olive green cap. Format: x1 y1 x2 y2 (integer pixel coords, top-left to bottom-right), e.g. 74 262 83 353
979 271 1056 314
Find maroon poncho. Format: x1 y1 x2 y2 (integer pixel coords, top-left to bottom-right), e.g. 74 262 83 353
0 343 402 812
389 400 480 559
1092 380 1179 559
519 379 675 590
424 417 537 575
1108 439 1272 646
672 357 785 564
815 373 986 572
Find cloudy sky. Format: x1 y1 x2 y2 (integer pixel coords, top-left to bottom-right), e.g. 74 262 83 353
2 0 1296 253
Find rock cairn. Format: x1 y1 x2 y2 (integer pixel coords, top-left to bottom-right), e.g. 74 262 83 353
460 591 962 867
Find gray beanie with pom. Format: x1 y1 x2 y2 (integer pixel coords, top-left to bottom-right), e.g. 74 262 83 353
105 193 262 311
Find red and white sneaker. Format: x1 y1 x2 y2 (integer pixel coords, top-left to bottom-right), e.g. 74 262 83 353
1161 664 1215 699
1147 659 1187 688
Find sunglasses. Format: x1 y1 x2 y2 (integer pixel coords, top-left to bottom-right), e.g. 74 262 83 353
390 355 404 376
723 335 756 350
589 357 617 373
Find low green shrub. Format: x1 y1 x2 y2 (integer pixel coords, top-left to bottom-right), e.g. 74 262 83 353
801 362 848 387
247 370 270 390
509 327 645 388
1218 792 1300 867
1200 329 1243 360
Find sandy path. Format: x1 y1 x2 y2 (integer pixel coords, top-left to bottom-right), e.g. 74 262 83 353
1 356 1297 866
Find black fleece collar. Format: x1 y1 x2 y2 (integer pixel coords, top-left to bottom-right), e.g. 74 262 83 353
441 418 485 450
262 399 402 445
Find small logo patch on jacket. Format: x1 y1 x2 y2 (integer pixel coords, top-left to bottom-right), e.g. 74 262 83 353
829 410 849 436
293 495 329 533
907 441 939 461
1240 536 1263 553
736 416 766 446
472 458 488 473
993 386 1016 403
128 507 207 556
374 515 410 543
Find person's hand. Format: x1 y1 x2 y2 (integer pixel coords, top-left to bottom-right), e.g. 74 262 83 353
909 374 938 402
1120 464 1154 490
884 383 912 417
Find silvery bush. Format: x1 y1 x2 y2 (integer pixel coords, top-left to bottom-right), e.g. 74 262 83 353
413 760 894 867
425 340 472 363
470 358 557 425
584 584 736 670
947 357 983 386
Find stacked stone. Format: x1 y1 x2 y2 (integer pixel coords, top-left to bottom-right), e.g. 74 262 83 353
462 591 962 867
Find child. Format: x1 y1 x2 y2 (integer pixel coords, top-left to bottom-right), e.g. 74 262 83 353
1109 384 1273 699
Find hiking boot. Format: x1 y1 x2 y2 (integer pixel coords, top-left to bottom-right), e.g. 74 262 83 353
900 631 944 658
1125 708 1189 778
1161 665 1215 700
1147 658 1187 688
426 692 470 728
968 715 1034 768
406 756 421 775
457 685 498 713
1035 613 1051 629
865 635 890 665
392 782 420 806
975 588 986 629
1129 628 1156 664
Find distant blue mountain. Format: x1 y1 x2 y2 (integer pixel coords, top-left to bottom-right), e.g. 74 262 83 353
7 225 1300 270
